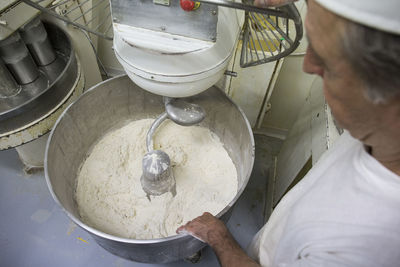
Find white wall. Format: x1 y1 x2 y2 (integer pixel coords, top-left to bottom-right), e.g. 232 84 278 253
97 37 124 76
260 1 316 138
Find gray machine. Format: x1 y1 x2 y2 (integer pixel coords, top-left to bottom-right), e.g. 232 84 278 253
0 1 84 171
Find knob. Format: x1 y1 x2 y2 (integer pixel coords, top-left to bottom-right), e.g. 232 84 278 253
180 0 195 11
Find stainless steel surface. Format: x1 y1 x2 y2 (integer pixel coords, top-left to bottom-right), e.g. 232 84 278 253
0 31 39 84
164 97 206 127
21 0 113 40
20 16 56 66
146 112 168 152
45 75 255 263
145 98 205 150
0 20 81 148
110 0 218 42
240 3 303 67
142 96 205 197
141 150 176 197
142 112 175 197
0 59 20 98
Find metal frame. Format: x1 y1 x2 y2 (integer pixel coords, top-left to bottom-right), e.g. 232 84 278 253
21 0 113 40
240 3 303 67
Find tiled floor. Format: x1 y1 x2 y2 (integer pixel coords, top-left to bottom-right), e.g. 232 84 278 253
0 134 281 267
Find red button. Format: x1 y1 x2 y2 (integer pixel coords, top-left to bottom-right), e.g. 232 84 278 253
180 0 195 11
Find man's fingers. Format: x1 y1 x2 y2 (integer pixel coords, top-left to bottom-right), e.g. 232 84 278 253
176 225 185 234
176 212 229 246
176 212 214 236
176 223 206 242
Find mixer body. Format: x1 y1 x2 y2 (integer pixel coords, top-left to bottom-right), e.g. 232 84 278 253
111 0 241 97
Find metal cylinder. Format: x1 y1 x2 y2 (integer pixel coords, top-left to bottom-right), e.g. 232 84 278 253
0 32 39 85
0 58 20 98
19 17 56 66
15 133 50 170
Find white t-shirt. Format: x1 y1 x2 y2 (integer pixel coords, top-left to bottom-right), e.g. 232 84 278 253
248 131 400 267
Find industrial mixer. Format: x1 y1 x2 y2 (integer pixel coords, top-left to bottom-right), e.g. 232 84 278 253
19 0 303 263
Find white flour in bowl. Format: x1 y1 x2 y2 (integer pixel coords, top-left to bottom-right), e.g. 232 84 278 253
75 119 237 239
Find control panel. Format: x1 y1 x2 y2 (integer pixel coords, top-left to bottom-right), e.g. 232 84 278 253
110 0 218 42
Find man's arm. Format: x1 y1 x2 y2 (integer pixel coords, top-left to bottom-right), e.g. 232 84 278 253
177 212 260 267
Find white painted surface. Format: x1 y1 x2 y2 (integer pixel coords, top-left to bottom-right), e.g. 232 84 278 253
261 56 315 135
261 1 315 136
272 77 341 206
15 133 49 168
227 42 278 127
273 88 312 205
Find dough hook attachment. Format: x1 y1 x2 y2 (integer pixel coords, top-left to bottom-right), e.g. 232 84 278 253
140 97 206 199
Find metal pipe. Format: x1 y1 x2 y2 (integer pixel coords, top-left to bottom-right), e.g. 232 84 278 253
261 14 289 50
0 59 20 98
92 10 111 31
249 12 278 55
83 1 110 26
104 22 113 35
72 0 107 22
64 0 91 16
19 17 56 66
264 15 293 46
0 32 39 85
146 112 168 152
49 0 72 10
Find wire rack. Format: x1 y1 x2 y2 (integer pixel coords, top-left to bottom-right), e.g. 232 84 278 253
240 3 303 67
21 0 114 40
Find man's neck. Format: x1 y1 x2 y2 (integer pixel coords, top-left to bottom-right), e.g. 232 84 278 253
370 144 400 176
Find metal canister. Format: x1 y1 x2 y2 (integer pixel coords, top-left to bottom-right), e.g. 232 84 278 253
19 17 56 66
0 31 39 85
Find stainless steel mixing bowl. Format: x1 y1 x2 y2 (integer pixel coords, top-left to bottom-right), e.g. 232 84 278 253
45 75 255 263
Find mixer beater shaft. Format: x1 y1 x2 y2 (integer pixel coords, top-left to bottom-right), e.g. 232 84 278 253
140 97 206 199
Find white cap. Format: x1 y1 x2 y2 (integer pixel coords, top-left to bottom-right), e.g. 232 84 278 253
314 0 400 35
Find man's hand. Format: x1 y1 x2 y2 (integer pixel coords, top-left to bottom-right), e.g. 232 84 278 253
177 212 260 267
176 212 229 245
254 0 298 8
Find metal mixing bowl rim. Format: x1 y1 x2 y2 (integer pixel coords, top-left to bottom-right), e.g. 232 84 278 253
45 74 255 244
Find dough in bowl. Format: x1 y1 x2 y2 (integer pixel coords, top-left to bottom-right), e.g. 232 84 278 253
75 119 238 239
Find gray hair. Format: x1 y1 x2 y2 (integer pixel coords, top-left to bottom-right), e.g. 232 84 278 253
340 21 400 103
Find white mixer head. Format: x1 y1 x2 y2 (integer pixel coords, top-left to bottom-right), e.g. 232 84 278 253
111 0 240 97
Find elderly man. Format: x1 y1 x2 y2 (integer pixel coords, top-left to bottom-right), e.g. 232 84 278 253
177 0 400 266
